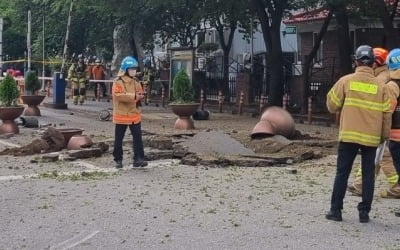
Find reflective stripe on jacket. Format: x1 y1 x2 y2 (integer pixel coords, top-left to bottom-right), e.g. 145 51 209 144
326 66 391 147
68 63 89 83
112 75 143 125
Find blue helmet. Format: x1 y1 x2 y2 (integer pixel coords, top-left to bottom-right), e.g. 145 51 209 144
120 56 139 72
387 48 400 70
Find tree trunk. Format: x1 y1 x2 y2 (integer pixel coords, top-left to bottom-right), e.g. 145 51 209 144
111 24 134 76
216 22 236 101
252 0 287 106
331 3 353 75
268 23 284 106
374 0 399 49
302 11 333 113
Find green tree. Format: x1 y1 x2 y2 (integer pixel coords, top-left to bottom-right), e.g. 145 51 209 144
203 0 251 100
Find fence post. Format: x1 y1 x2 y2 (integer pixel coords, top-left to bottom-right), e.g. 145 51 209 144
96 82 100 101
238 91 244 115
259 94 265 114
218 90 223 113
161 87 165 108
200 89 205 111
283 93 287 110
307 96 312 124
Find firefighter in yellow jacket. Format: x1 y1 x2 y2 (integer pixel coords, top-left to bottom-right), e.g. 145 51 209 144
68 54 89 105
325 45 392 223
347 47 399 198
112 56 147 168
385 48 400 217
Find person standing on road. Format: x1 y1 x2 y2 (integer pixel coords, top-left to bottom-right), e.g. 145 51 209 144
92 59 108 99
112 56 148 169
325 45 392 223
68 54 89 105
347 47 400 198
384 48 400 217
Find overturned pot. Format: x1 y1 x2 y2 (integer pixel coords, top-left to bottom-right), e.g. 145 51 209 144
57 128 84 144
67 135 93 150
251 106 295 139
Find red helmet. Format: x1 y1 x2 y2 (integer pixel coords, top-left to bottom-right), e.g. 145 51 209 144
373 47 388 66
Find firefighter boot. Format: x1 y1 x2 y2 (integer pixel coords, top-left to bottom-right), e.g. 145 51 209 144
79 88 86 105
380 184 400 199
326 210 342 221
347 184 362 196
73 95 79 105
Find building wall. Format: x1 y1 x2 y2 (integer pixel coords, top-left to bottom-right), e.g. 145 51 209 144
230 23 298 63
355 28 386 48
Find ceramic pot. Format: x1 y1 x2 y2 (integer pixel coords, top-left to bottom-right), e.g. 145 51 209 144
67 135 93 150
57 128 84 144
20 95 46 116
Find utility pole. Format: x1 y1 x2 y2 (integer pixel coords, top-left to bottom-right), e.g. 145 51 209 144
27 10 32 72
250 18 254 73
0 17 3 76
41 13 45 90
60 0 74 78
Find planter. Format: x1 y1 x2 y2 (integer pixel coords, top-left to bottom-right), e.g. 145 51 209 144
169 103 199 130
56 128 84 144
20 95 46 116
0 106 25 134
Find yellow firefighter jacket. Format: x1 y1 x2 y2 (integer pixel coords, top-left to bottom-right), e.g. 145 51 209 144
327 66 391 147
375 65 390 83
112 74 144 125
387 69 400 142
68 62 89 84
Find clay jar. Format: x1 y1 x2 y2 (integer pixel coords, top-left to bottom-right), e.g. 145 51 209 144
67 135 93 150
251 106 295 139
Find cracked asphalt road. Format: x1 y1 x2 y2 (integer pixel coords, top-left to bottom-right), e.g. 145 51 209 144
0 97 399 250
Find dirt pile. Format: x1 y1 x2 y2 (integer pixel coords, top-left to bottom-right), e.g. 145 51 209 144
0 127 66 156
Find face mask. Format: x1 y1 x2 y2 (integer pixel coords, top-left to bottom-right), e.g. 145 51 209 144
127 68 137 77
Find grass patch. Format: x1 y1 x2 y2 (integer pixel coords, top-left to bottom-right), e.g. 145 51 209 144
37 170 113 181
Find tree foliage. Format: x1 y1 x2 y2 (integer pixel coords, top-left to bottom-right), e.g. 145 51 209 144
172 70 195 103
0 74 20 107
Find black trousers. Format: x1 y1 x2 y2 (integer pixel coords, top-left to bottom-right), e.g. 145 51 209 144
113 123 144 163
94 82 107 97
389 140 400 185
330 142 377 213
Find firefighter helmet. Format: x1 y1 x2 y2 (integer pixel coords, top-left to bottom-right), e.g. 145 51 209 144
373 47 388 66
354 45 374 65
120 56 139 72
387 48 400 70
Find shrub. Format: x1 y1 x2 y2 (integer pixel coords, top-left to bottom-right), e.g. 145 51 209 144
172 70 195 103
197 42 219 53
0 74 20 107
24 71 41 94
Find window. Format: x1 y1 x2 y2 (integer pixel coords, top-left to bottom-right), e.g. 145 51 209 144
313 32 323 68
196 31 205 48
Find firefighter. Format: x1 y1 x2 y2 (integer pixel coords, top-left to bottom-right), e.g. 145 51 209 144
112 56 147 168
347 47 399 198
385 48 400 217
68 54 89 105
142 58 154 105
92 59 108 99
325 45 392 223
